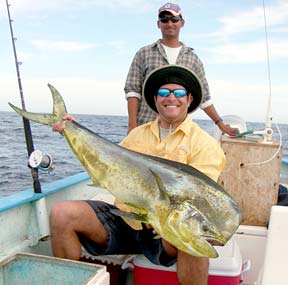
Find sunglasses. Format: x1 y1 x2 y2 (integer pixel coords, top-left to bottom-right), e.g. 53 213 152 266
157 88 187 98
159 16 182 23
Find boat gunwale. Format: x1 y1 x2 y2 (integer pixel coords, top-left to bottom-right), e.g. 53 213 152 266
0 172 90 213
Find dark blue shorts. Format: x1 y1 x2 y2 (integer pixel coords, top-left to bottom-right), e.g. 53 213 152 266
79 200 176 267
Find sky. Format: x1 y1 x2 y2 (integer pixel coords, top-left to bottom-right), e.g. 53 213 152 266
0 0 287 124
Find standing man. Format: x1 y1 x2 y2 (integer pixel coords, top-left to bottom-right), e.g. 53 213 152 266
51 65 226 285
125 2 236 135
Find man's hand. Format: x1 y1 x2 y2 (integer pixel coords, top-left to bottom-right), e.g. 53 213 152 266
52 114 76 134
218 122 239 137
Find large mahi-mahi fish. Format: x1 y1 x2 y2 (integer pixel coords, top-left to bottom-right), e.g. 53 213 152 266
9 84 241 258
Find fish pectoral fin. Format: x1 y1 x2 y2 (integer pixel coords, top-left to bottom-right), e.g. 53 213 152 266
149 169 170 202
123 219 143 230
110 209 149 231
110 208 149 222
114 200 147 215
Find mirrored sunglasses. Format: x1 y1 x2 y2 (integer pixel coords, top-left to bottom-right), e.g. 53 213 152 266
157 88 187 98
159 16 182 23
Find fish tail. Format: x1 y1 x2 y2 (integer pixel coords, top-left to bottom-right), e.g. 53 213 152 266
8 83 67 127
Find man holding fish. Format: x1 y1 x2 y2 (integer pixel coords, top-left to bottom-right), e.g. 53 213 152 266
50 65 227 285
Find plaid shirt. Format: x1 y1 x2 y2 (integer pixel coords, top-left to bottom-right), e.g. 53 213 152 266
124 39 212 125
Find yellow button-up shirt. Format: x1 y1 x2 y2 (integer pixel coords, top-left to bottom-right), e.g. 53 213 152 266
120 115 225 182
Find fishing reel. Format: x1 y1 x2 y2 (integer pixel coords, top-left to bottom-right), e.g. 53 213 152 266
253 127 273 143
28 150 54 172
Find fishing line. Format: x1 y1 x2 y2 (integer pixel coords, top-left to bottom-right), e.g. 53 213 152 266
5 0 42 193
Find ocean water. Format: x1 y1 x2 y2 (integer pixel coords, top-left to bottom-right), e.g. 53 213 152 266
0 111 287 198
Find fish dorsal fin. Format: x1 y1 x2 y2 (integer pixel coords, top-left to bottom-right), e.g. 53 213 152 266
145 154 222 191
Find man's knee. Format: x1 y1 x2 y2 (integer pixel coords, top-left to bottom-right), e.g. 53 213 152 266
50 201 76 228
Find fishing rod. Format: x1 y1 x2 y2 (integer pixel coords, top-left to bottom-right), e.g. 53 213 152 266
234 0 282 167
261 0 273 142
5 0 42 193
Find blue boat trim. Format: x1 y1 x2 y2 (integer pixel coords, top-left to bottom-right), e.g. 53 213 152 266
0 172 90 213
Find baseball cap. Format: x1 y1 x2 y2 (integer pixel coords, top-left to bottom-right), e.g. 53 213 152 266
158 3 182 17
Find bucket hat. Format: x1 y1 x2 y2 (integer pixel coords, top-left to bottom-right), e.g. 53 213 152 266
143 65 203 114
